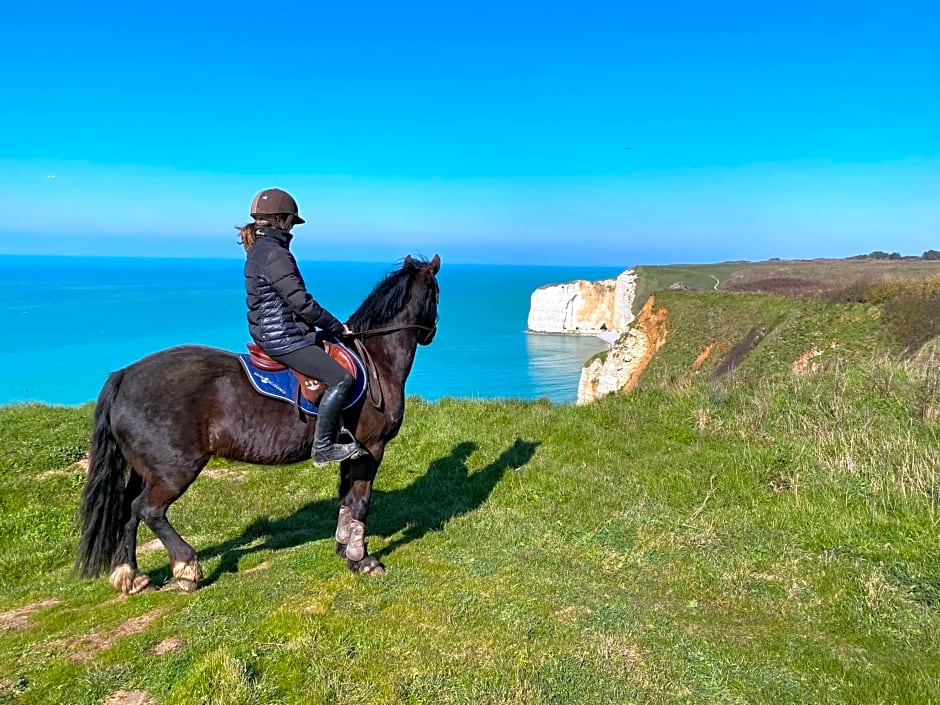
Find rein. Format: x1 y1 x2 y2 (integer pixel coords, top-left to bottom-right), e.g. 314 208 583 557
346 323 437 409
349 323 435 338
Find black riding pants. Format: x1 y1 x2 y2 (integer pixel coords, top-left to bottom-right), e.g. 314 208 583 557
270 344 350 388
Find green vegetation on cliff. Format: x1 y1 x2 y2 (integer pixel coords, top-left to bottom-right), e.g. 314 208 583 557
632 258 940 317
622 259 938 399
640 292 897 387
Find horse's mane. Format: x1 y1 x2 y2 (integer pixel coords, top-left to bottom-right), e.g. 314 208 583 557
347 257 436 331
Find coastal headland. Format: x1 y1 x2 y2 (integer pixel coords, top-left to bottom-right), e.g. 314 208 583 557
527 256 940 403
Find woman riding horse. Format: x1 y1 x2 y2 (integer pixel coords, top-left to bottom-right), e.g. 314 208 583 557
240 187 360 466
76 246 440 593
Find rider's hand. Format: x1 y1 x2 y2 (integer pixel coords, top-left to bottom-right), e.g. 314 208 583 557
342 324 354 336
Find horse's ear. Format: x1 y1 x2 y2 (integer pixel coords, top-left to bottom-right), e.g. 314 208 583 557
429 254 441 274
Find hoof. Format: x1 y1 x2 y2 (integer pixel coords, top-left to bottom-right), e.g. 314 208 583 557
166 578 199 593
108 564 152 595
350 555 385 575
171 560 203 591
172 560 203 582
335 541 348 558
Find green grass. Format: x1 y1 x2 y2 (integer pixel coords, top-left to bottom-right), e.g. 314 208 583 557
632 259 940 316
720 258 940 291
633 263 743 313
1 354 939 703
639 291 898 386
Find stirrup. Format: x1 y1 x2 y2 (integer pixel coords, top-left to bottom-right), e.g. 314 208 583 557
337 426 359 444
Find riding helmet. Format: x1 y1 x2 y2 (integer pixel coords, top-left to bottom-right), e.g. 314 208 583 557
250 188 305 224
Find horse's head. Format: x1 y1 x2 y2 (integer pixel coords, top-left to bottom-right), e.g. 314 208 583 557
348 254 441 345
404 254 440 345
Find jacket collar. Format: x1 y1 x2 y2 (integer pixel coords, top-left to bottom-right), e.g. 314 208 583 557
257 226 293 246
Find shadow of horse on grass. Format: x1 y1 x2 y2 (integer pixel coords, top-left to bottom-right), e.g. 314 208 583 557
186 437 539 585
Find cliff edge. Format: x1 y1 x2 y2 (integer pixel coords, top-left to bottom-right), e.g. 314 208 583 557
576 295 668 404
527 269 637 336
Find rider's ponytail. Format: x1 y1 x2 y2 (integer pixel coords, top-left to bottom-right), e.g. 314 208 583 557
238 222 262 251
238 214 296 252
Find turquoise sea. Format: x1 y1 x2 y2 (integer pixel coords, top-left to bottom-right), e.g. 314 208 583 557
0 255 626 406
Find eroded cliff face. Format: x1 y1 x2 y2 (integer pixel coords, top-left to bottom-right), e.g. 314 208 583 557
577 295 668 404
527 269 637 335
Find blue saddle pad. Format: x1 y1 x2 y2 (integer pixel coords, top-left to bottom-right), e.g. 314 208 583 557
237 341 367 415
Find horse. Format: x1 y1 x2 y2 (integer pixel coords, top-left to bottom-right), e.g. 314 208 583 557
75 254 440 593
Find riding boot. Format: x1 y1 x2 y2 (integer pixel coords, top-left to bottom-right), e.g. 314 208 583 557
312 374 361 467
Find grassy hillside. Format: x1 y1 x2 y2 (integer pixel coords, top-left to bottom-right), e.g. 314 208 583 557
621 258 939 399
720 259 940 294
632 258 940 315
1 356 939 703
633 264 741 313
638 292 898 387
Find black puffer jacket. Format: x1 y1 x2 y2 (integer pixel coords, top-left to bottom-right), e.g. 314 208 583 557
244 227 344 356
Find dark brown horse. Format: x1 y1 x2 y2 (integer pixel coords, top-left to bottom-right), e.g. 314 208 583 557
76 254 440 593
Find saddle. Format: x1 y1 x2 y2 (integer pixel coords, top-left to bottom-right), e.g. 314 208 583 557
246 341 358 407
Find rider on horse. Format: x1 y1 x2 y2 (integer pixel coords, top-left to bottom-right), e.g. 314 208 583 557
239 188 361 466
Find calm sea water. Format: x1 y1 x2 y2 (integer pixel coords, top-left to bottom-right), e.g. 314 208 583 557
0 255 626 405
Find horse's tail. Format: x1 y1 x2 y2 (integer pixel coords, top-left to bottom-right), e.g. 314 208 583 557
75 370 128 578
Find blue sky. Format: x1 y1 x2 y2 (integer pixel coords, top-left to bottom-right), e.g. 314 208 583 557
1 1 937 265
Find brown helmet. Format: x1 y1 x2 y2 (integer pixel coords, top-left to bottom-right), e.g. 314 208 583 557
250 188 305 224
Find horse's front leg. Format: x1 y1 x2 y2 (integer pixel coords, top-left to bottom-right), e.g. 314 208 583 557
335 455 384 575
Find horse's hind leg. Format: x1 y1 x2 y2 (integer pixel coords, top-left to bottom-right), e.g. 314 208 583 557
108 469 152 594
135 461 207 592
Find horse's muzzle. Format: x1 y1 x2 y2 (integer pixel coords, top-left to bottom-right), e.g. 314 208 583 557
419 323 437 345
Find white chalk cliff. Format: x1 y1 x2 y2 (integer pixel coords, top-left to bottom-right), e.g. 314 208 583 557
527 269 638 335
